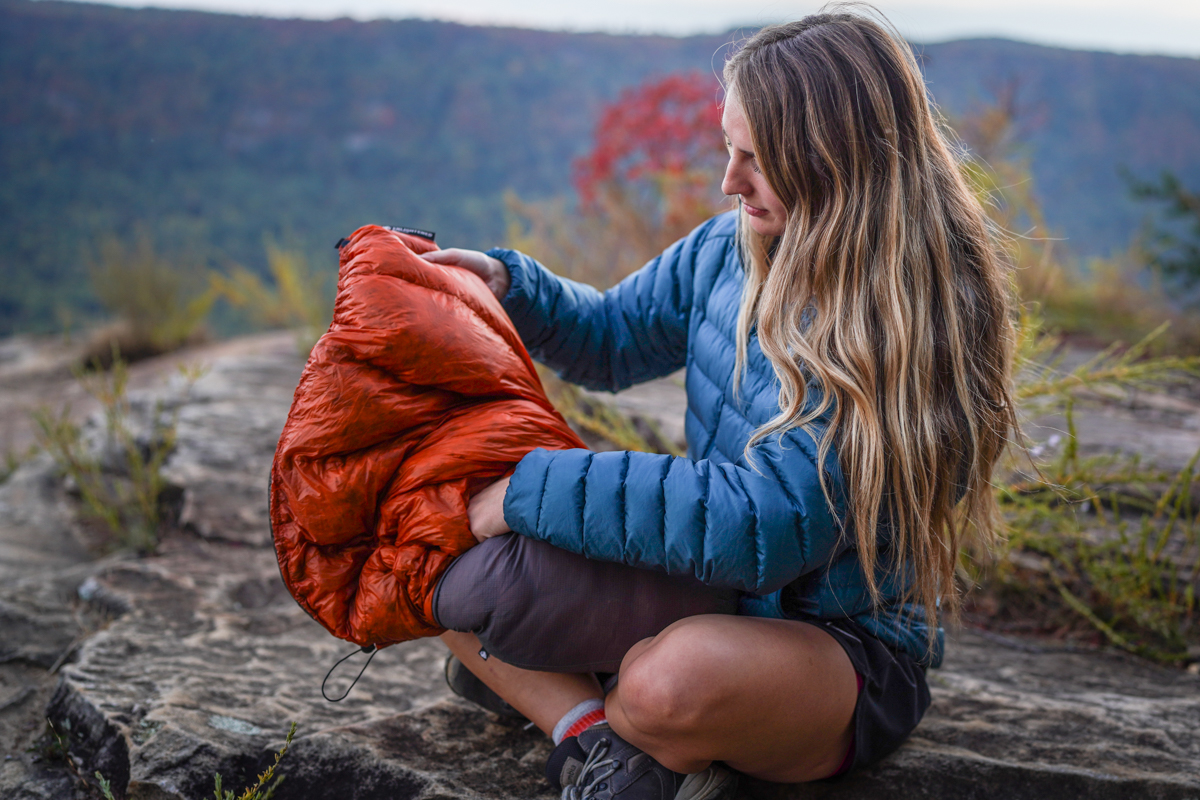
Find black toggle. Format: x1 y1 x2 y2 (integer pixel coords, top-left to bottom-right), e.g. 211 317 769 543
321 644 378 702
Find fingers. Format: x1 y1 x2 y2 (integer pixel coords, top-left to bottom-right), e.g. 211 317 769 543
467 476 512 542
418 249 511 303
419 248 470 265
420 248 489 278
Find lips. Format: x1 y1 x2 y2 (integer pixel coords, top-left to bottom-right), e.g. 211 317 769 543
743 203 768 218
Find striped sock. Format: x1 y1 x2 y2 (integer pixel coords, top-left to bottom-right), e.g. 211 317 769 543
551 698 606 745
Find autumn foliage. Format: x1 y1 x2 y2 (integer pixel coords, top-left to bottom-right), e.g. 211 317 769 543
508 71 730 288
573 73 725 208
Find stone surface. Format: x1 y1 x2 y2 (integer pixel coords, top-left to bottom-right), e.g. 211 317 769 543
1021 346 1200 475
0 452 97 799
581 368 689 452
0 334 84 457
158 341 303 547
770 631 1200 800
44 543 456 800
2 334 1199 800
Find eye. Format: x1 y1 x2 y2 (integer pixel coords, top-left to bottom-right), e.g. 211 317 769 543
726 138 762 174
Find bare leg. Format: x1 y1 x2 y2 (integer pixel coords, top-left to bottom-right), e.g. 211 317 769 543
441 630 602 736
606 615 857 782
445 616 856 783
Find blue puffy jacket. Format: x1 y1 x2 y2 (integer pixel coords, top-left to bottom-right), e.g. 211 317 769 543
490 210 942 667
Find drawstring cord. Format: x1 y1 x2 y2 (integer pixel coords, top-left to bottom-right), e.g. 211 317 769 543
322 644 378 702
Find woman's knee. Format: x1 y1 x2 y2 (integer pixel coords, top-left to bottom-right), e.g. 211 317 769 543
615 617 729 736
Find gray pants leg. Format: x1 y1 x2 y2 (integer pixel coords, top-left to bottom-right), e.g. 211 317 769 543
433 533 739 673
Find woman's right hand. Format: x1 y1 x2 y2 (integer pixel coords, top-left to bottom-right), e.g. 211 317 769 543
420 248 511 303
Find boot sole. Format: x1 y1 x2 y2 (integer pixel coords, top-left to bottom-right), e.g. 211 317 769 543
677 764 738 800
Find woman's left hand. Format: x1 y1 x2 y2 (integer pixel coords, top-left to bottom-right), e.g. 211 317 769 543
468 476 512 542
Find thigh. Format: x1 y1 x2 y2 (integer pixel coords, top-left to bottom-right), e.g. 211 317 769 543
433 533 739 672
608 615 858 782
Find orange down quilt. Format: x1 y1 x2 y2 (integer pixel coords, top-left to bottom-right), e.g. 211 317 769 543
270 224 586 648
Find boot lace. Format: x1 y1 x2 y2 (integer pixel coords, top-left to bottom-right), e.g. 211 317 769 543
562 736 620 800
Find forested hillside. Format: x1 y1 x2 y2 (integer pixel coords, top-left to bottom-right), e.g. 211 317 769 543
2 0 1199 334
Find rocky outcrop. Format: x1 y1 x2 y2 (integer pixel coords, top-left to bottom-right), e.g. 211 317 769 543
2 334 1199 800
158 344 303 548
776 632 1200 800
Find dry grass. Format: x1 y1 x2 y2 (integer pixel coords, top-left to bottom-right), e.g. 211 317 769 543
85 234 217 366
31 354 205 554
213 243 334 355
965 312 1200 663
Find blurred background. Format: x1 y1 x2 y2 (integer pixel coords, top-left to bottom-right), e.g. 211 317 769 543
1 0 1198 357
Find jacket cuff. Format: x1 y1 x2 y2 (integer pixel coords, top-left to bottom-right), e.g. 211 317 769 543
486 247 538 329
502 446 553 539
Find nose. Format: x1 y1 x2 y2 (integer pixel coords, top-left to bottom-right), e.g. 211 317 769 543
721 155 746 199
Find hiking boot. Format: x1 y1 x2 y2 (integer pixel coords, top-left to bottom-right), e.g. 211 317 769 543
547 722 737 800
443 654 528 723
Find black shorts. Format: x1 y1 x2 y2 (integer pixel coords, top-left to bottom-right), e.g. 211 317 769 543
433 533 929 773
816 616 931 772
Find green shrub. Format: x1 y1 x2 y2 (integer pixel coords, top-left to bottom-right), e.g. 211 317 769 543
971 317 1200 663
1 443 38 485
1127 170 1200 289
213 243 334 355
86 233 218 365
537 366 683 457
32 353 205 553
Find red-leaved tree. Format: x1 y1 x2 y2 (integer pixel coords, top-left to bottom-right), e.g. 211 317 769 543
508 71 729 289
573 72 726 223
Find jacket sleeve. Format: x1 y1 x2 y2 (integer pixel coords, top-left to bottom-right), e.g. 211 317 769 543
487 215 728 392
502 420 848 595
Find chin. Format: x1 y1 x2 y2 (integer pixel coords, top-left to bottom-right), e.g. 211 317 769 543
744 212 785 238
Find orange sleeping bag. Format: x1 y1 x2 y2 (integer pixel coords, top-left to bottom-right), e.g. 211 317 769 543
270 225 586 647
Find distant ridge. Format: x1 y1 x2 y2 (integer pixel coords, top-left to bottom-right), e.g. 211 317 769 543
2 0 1198 332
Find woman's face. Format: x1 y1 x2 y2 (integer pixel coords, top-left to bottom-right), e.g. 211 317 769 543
721 93 788 237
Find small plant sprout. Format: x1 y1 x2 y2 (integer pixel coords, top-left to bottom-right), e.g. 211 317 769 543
31 350 208 553
92 723 296 800
1 442 38 484
96 771 116 800
212 722 297 800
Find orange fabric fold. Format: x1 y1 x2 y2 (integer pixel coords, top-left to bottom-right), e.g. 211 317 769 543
271 225 585 646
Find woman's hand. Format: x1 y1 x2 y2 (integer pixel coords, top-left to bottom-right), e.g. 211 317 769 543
420 248 511 303
467 476 512 542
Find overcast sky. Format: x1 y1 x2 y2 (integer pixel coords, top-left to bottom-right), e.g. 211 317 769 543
84 0 1200 58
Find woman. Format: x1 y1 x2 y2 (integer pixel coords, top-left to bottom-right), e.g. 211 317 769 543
420 8 1016 799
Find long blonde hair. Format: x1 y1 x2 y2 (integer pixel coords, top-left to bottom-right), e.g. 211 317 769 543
725 9 1017 644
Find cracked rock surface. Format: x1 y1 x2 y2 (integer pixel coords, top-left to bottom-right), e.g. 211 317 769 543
1 333 1198 799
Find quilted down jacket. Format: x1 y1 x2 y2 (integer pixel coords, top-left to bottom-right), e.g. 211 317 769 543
270 225 585 648
491 210 942 667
